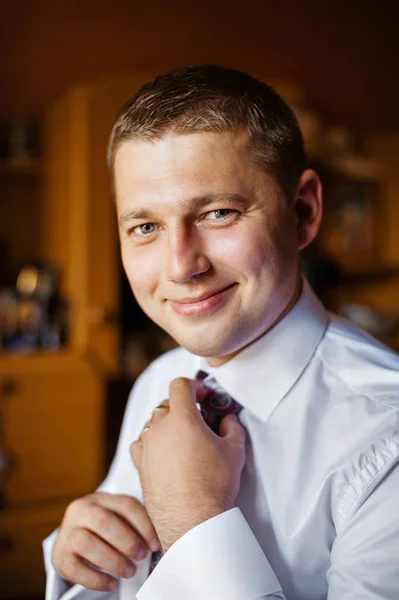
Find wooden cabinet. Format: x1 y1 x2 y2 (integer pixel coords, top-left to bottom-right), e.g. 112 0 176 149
0 502 68 597
1 353 104 506
0 352 105 597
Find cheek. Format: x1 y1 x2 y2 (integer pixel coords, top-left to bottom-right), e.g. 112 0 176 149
121 245 160 298
208 226 276 279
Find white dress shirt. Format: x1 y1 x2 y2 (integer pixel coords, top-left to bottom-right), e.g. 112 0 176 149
43 281 399 599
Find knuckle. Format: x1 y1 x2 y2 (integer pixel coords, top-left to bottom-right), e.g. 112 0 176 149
120 494 139 512
92 491 110 503
70 528 90 554
91 505 111 531
65 496 88 519
64 499 78 519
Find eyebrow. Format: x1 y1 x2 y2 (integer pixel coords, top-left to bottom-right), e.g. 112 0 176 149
118 193 251 227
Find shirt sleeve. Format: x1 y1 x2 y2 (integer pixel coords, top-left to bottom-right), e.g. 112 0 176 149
43 365 156 600
327 461 399 599
136 508 285 600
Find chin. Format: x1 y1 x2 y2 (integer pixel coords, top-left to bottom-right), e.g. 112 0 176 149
171 326 244 359
158 312 249 358
175 338 224 357
167 330 225 357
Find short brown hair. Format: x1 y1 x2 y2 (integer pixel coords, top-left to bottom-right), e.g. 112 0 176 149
108 64 307 200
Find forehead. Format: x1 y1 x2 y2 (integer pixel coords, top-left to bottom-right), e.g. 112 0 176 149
113 131 278 214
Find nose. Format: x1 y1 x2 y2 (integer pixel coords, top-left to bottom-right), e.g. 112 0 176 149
165 224 211 283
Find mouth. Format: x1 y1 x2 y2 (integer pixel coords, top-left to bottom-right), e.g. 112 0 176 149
168 283 237 316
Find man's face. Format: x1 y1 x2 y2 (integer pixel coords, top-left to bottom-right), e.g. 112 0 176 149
115 130 303 365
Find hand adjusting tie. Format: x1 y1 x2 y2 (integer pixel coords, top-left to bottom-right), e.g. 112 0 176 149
148 370 243 574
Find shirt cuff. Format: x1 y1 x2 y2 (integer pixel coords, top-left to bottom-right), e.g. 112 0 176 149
136 507 282 600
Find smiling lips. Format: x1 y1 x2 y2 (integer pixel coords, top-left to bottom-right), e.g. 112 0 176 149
169 283 237 316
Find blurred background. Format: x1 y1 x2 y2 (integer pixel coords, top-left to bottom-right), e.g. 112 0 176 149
1 0 399 597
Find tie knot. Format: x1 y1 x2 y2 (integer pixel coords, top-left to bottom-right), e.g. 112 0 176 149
195 370 242 433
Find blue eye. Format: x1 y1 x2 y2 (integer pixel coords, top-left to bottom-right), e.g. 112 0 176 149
206 209 233 220
134 223 155 235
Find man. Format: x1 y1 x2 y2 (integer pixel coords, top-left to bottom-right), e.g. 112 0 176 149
43 65 399 599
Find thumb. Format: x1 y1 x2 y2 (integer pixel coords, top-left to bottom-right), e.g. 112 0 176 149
218 414 246 445
168 377 208 415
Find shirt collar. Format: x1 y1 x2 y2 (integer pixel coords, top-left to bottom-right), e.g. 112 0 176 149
194 280 329 423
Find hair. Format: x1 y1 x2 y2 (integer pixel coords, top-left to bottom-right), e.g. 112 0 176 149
107 64 308 200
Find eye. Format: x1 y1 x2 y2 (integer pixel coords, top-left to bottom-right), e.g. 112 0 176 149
204 209 236 221
132 223 156 235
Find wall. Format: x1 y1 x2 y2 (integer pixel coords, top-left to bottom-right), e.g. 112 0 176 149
0 0 398 132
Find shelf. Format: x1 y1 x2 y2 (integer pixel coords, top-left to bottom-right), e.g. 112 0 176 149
0 158 42 177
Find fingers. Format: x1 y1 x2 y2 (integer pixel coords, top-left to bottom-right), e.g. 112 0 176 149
66 494 159 559
88 493 160 553
54 552 119 592
138 425 151 448
70 529 137 578
53 493 161 588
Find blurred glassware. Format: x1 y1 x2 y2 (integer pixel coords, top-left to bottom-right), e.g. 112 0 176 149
1 261 67 353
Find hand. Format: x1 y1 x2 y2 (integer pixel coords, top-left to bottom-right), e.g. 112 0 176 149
52 492 161 591
131 377 246 553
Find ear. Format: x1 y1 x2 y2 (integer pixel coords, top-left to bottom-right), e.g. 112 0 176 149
292 169 323 250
